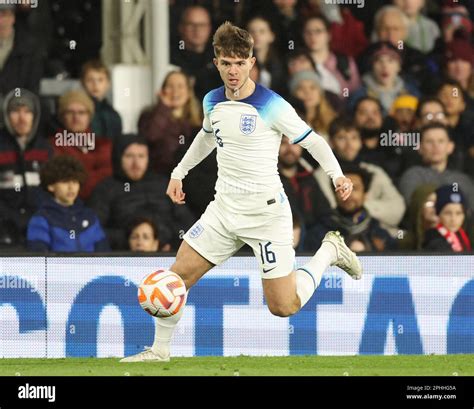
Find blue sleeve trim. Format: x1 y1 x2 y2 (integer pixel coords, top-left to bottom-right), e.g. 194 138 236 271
293 128 312 144
203 128 213 134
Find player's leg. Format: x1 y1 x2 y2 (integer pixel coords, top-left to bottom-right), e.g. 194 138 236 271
262 231 363 317
147 239 216 361
121 201 242 362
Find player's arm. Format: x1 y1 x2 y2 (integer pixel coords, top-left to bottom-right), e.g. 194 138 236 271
270 95 352 200
297 132 353 201
167 127 216 204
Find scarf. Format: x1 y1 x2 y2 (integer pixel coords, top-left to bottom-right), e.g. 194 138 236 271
435 223 471 252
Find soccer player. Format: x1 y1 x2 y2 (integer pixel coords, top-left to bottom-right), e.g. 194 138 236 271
121 22 362 362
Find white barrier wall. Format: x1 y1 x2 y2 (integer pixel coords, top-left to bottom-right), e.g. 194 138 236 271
0 256 472 357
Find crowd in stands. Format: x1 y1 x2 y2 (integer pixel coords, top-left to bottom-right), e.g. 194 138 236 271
0 0 473 254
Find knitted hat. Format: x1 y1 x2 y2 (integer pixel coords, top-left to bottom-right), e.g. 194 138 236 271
435 184 466 215
445 37 474 66
289 70 321 95
390 94 419 114
6 90 36 113
58 90 95 118
369 41 402 64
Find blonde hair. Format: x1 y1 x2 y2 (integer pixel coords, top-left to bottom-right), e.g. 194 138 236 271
212 21 254 58
309 96 337 136
58 90 95 118
160 71 202 128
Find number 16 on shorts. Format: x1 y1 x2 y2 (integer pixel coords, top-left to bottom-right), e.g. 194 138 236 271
259 242 276 273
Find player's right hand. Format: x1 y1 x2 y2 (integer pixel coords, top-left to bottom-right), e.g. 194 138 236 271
166 178 186 205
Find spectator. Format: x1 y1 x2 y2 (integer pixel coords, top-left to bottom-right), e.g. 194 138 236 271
353 97 387 167
138 70 202 177
127 217 163 253
360 5 432 90
253 0 302 57
0 88 51 247
171 6 213 79
390 94 418 133
302 14 361 98
414 96 464 172
304 164 397 252
444 37 474 100
278 136 331 228
437 79 474 151
299 0 368 58
393 0 440 53
423 184 472 251
80 60 123 141
350 41 420 115
285 49 343 111
414 97 448 128
440 1 472 44
246 16 285 92
315 117 406 232
88 134 194 250
399 184 438 250
27 155 109 252
51 90 113 200
289 70 337 138
398 123 474 207
0 4 43 94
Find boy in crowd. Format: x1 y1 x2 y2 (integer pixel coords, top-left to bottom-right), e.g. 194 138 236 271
27 155 109 252
80 59 123 140
423 185 471 252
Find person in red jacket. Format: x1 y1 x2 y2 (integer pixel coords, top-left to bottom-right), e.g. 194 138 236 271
50 89 112 200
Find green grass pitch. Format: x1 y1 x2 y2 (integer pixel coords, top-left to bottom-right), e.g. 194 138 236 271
0 355 473 376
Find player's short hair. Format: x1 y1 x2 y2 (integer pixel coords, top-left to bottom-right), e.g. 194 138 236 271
80 59 111 81
40 155 87 190
341 164 373 193
329 116 359 140
213 21 254 58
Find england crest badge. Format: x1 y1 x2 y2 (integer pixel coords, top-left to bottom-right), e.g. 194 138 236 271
240 114 257 135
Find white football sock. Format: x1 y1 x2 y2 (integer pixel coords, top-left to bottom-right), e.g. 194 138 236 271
151 293 187 355
295 242 337 308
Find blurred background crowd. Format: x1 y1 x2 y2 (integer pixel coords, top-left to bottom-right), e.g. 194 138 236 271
0 0 473 254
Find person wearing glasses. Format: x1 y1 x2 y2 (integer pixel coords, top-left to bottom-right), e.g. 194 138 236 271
49 90 112 200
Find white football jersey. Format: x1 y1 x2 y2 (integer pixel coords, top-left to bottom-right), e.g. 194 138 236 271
202 84 312 200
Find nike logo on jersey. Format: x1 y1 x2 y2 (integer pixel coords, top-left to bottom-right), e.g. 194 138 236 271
211 120 221 125
263 266 277 273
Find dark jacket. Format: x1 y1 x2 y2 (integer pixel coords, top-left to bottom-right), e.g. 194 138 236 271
0 28 44 95
88 134 195 250
0 89 51 245
280 164 331 229
304 208 397 252
90 97 123 141
27 195 109 252
138 101 198 176
423 228 472 252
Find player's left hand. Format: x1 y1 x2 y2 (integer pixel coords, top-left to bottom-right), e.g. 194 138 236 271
334 176 353 201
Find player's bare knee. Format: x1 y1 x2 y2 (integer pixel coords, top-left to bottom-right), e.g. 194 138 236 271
267 302 299 317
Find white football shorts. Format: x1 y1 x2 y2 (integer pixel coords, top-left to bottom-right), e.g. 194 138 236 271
183 188 296 279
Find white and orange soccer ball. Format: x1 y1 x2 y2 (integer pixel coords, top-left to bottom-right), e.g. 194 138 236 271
138 269 186 317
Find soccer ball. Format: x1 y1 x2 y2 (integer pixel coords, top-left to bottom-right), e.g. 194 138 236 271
138 269 186 317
